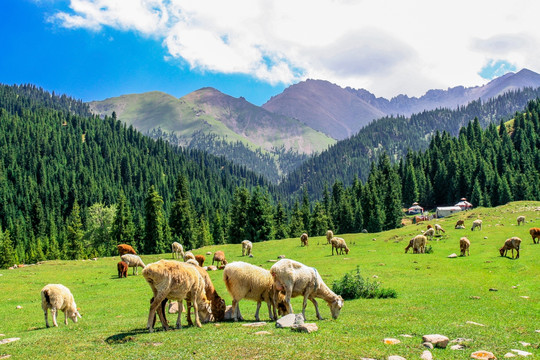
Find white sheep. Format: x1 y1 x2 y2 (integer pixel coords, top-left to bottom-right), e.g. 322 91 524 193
41 284 81 328
423 228 435 238
241 240 252 256
412 235 427 254
471 219 483 231
120 254 146 275
330 237 350 255
460 237 470 256
223 261 277 321
143 260 211 332
517 216 525 226
183 251 195 262
326 230 334 244
270 259 344 320
172 242 184 259
434 223 445 234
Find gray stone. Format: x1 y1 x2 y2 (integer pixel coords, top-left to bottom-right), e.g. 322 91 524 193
451 344 466 350
448 253 458 258
291 323 318 333
276 313 304 328
422 334 449 348
361 229 368 233
372 275 379 279
206 251 212 255
470 296 481 300
399 334 413 338
511 349 532 356
422 342 434 349
383 338 401 345
254 331 271 335
451 338 472 343
267 259 278 262
0 338 20 345
168 301 179 314
420 350 433 360
518 341 530 347
15 306 22 309
504 353 517 358
242 322 266 327
0 355 12 359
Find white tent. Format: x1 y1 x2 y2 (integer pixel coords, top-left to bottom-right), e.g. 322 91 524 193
455 199 473 210
408 204 424 214
436 206 462 218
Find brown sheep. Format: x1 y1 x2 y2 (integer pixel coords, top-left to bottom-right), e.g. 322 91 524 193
117 244 136 256
412 235 427 254
459 237 470 256
455 219 465 229
517 216 525 226
187 262 226 323
404 239 414 253
499 237 522 259
117 261 128 278
426 224 433 229
530 227 540 244
212 251 227 267
300 233 308 247
195 255 205 267
330 237 349 255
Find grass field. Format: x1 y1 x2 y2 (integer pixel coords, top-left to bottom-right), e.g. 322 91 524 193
1 201 539 359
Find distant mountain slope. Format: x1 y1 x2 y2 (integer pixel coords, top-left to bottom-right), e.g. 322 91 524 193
89 89 335 183
264 69 540 140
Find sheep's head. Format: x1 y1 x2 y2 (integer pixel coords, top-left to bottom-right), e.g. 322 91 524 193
211 296 226 321
275 291 289 317
69 304 82 323
499 247 506 257
197 299 213 324
344 247 350 254
328 296 344 319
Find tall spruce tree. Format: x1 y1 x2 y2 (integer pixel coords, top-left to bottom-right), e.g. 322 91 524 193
228 187 250 243
144 185 166 254
65 201 84 260
246 187 274 242
169 174 194 249
274 201 289 239
111 193 135 250
0 229 17 268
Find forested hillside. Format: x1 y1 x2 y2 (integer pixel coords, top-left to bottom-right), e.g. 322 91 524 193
280 87 540 198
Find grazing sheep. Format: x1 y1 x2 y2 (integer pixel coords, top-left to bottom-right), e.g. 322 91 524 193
300 233 309 247
404 239 414 253
117 261 128 278
326 230 334 244
194 255 205 267
270 259 344 320
499 237 522 259
330 237 350 255
530 228 540 244
172 242 184 259
424 228 435 239
41 284 81 328
459 237 470 256
517 216 525 226
186 262 226 323
183 251 195 262
434 224 445 234
241 240 253 256
426 224 433 229
223 261 277 321
120 254 146 275
212 251 227 267
143 260 211 332
471 219 483 231
412 235 427 254
117 244 136 256
455 219 465 229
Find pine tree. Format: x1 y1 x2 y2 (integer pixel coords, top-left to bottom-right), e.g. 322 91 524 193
228 187 250 244
211 209 225 244
111 193 135 250
169 174 194 249
301 187 311 233
246 187 274 242
402 163 418 206
288 200 305 237
310 201 329 236
194 214 212 248
144 185 165 254
65 201 84 260
0 229 17 268
274 201 289 240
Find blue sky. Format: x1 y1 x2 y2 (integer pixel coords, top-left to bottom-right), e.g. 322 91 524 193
2 0 540 105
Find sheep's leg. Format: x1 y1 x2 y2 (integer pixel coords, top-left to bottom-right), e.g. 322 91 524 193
254 301 262 321
64 310 68 325
285 290 294 315
266 299 274 321
44 309 49 328
192 292 202 328
302 293 309 320
148 294 169 332
51 308 58 327
310 298 322 320
186 300 193 326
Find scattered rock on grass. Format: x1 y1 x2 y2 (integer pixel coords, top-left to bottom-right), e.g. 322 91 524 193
291 323 318 333
420 350 433 360
422 342 434 349
0 355 12 359
254 331 271 335
168 301 179 314
511 349 533 356
276 314 304 328
242 322 266 328
387 356 406 360
0 338 20 345
471 350 496 359
267 259 278 262
383 338 401 345
520 296 529 299
399 334 413 338
470 296 481 300
504 353 516 358
448 253 458 258
518 341 530 347
466 321 485 327
451 344 466 350
206 251 212 255
422 334 449 348
15 306 21 310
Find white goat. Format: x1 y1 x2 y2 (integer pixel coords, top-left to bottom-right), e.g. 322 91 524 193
120 254 146 275
471 219 483 231
241 240 252 256
172 242 184 259
41 284 81 327
270 259 344 320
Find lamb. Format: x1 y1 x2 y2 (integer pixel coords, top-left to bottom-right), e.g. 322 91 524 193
517 216 525 226
471 219 483 231
172 242 184 259
270 259 344 320
330 237 350 255
459 237 470 256
326 230 334 244
41 284 81 328
300 233 309 247
423 228 435 239
223 261 277 321
530 227 540 244
195 255 205 267
117 244 136 256
117 261 128 278
499 237 522 259
183 251 195 262
434 224 445 234
143 260 211 331
120 254 146 275
404 239 414 253
241 240 253 256
455 219 465 229
212 251 227 267
412 235 427 254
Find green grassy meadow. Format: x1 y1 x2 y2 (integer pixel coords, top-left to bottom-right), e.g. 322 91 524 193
1 202 539 359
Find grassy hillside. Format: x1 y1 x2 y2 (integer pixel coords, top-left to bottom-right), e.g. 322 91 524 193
1 202 539 359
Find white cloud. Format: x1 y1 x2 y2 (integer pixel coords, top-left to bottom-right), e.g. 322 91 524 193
51 0 540 98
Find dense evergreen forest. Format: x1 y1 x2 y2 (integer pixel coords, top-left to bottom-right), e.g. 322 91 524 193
280 87 540 198
0 84 539 268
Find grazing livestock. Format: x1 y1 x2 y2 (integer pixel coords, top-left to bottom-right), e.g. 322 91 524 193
517 216 525 226
117 244 136 256
143 260 211 332
434 224 445 234
172 242 184 259
117 261 128 278
424 228 435 239
241 240 252 256
471 219 482 231
223 262 277 321
41 284 81 328
300 233 309 247
120 254 146 275
426 224 433 229
412 235 427 254
459 237 470 256
212 251 227 267
194 255 205 267
404 239 414 254
330 237 350 255
326 230 334 244
183 251 195 262
270 259 344 320
499 237 522 259
455 219 465 229
530 228 540 244
186 262 226 323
